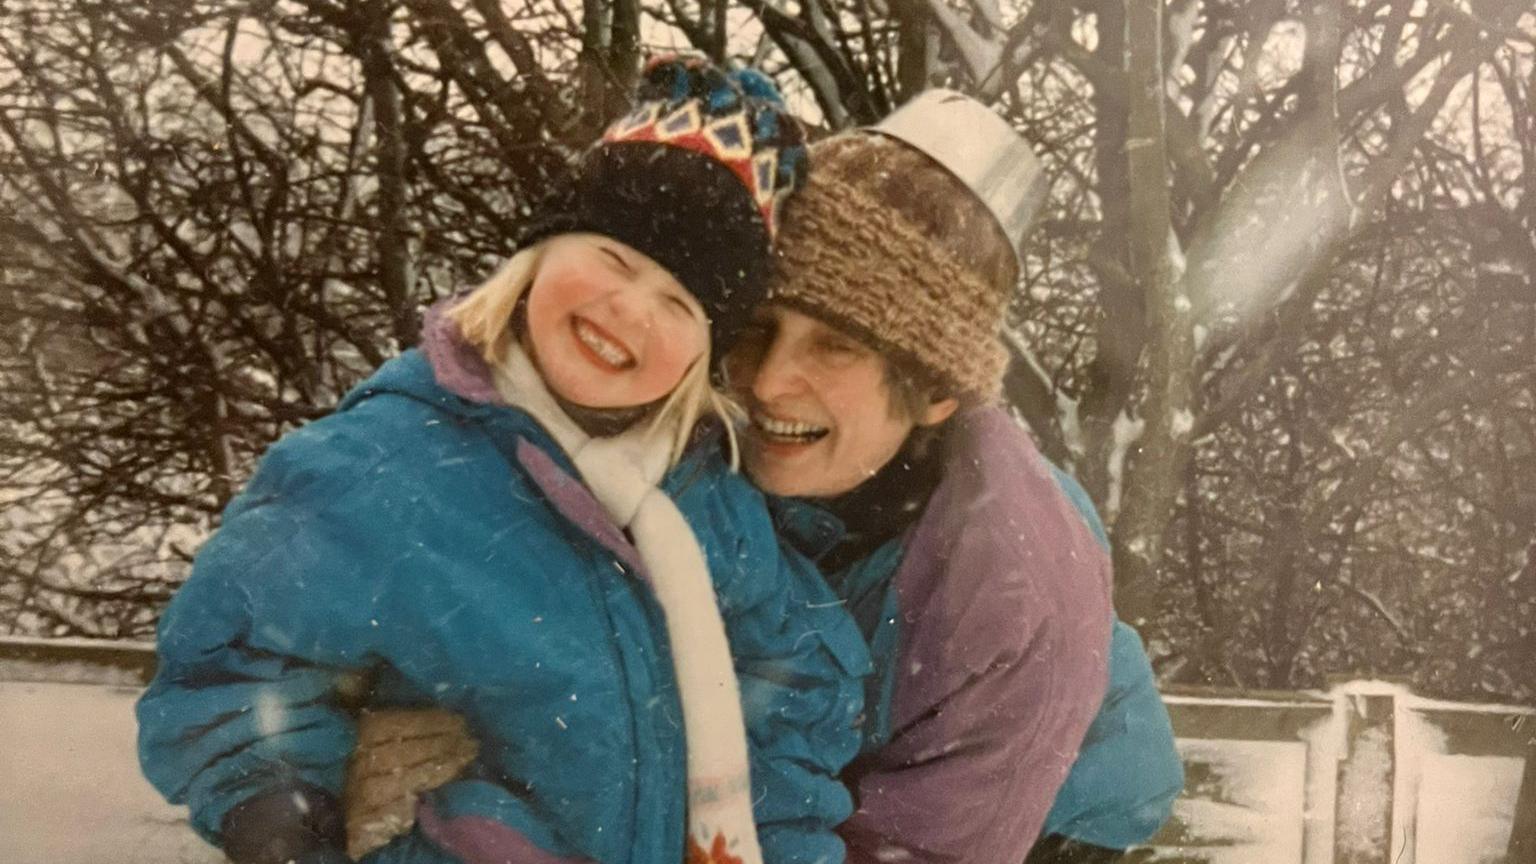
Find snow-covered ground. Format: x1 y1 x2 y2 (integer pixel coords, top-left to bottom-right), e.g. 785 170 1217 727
0 680 221 864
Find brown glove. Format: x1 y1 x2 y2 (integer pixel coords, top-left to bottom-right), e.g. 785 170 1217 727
344 708 479 859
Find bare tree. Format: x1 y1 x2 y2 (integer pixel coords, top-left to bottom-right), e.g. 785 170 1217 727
2 0 1532 701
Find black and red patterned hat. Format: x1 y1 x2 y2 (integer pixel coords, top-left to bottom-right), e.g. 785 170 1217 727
523 55 808 352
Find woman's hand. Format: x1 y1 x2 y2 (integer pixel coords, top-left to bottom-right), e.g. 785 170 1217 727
344 708 480 858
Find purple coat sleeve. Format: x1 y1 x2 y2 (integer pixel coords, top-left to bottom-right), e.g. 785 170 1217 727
838 408 1113 864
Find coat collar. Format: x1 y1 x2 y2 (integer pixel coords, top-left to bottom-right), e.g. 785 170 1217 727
339 301 652 578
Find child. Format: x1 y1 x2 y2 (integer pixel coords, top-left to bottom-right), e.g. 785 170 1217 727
137 56 869 864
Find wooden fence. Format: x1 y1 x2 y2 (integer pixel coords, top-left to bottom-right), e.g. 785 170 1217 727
1144 679 1535 864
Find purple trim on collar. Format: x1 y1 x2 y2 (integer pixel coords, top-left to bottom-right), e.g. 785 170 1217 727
420 296 505 406
421 296 650 580
514 438 649 579
417 801 594 864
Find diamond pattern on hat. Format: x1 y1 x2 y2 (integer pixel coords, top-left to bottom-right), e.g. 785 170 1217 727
657 102 704 140
607 103 662 142
702 114 753 161
767 185 794 239
751 151 779 207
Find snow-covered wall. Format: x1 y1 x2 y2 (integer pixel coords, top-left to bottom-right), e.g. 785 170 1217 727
1143 680 1534 864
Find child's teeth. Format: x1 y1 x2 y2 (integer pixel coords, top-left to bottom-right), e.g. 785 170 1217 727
576 320 632 366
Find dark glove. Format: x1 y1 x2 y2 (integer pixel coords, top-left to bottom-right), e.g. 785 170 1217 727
221 782 352 864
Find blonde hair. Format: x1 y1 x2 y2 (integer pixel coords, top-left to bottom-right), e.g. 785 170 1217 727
448 244 742 468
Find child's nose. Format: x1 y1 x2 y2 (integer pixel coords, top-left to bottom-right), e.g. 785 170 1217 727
603 288 654 333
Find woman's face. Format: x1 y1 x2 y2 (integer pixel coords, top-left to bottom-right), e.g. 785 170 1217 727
724 305 955 498
525 233 708 409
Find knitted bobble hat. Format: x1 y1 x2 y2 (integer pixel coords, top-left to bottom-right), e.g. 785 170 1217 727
522 55 808 352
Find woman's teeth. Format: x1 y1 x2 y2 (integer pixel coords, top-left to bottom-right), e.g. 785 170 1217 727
752 412 829 442
574 319 634 368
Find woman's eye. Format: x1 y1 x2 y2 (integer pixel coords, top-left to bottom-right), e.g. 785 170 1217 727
817 336 860 356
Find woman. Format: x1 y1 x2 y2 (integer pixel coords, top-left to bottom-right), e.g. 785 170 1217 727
726 92 1184 863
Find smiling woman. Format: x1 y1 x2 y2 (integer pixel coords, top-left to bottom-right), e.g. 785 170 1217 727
726 305 956 499
724 93 1184 863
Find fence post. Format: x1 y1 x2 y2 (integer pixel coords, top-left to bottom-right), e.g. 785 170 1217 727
1333 684 1396 864
1510 722 1536 861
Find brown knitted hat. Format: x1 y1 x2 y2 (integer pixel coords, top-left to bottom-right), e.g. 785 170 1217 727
767 133 1014 399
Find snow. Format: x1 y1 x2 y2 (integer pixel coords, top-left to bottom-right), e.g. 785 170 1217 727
1150 681 1530 863
1412 753 1522 864
0 681 221 864
0 656 145 688
1158 738 1307 864
1334 724 1391 855
1104 410 1146 521
1170 408 1195 439
1055 390 1085 461
1166 231 1188 280
1389 700 1448 864
1295 705 1344 864
1395 701 1525 864
0 636 154 687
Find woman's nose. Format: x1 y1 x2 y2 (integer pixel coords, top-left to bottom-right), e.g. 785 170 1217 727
749 337 804 403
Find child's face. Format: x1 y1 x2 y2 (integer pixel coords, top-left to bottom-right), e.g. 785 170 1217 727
525 233 708 409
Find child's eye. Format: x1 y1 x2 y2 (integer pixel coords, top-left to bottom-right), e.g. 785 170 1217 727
666 293 699 320
601 247 635 274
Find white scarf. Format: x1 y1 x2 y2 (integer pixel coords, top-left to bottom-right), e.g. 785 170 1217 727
493 343 763 864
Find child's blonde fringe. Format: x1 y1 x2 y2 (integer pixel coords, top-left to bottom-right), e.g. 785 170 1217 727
446 245 743 470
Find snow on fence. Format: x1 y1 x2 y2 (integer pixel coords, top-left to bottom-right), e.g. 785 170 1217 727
1 637 1532 864
1143 679 1536 864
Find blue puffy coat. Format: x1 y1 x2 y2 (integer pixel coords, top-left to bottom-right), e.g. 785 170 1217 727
1040 465 1184 849
137 349 870 864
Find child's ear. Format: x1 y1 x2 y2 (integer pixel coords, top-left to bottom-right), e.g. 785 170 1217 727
918 396 959 427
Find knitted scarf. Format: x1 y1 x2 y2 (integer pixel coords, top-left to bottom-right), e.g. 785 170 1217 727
492 342 762 864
